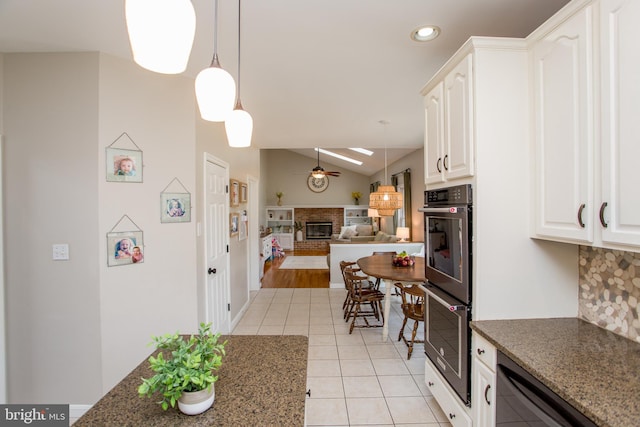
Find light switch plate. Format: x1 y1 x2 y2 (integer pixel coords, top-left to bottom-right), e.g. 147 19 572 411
52 244 69 261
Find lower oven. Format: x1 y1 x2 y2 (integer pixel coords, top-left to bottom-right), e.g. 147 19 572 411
421 282 471 406
496 351 597 426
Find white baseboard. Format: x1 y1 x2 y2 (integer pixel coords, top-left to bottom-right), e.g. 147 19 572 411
70 404 92 419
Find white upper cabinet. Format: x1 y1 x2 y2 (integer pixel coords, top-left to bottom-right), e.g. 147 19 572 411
531 4 595 242
531 0 640 251
424 54 474 185
599 0 640 248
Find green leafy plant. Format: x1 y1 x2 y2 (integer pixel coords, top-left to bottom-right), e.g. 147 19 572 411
351 191 362 200
294 221 303 231
138 323 227 410
275 191 283 198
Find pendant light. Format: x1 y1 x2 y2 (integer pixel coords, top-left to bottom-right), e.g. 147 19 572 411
369 120 403 216
125 0 196 74
225 0 253 147
195 0 237 122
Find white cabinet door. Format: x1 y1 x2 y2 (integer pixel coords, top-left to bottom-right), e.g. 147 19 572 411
472 357 496 427
599 0 640 247
444 54 474 181
531 5 594 242
424 82 445 184
423 54 474 185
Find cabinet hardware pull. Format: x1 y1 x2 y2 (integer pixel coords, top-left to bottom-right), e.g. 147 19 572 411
428 381 434 387
484 384 491 405
577 204 586 228
477 348 485 355
436 158 442 173
449 413 456 419
599 202 608 228
208 268 217 275
306 389 311 397
443 154 449 170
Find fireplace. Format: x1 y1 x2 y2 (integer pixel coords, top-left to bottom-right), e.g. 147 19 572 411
306 222 333 240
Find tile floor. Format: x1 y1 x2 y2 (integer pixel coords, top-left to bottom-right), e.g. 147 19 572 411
232 287 453 426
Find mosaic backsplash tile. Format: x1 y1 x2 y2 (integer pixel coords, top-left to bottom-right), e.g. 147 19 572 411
579 246 640 343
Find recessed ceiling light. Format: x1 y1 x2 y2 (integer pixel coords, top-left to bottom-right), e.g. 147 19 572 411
349 148 374 156
314 148 363 166
411 25 440 42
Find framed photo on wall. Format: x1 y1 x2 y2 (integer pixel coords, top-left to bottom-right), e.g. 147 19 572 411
160 192 191 223
240 182 248 203
230 213 239 236
107 230 144 266
239 210 247 241
230 179 240 207
106 147 143 183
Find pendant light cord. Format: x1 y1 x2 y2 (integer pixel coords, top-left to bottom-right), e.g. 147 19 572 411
213 0 219 56
237 0 242 100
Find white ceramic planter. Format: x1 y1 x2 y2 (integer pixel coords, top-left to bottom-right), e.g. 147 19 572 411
177 384 215 415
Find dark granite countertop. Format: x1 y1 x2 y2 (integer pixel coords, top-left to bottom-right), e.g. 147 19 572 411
471 318 640 427
75 335 308 426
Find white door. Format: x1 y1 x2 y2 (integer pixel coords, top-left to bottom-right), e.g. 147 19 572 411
600 0 640 247
443 53 474 181
424 82 445 185
205 157 230 334
531 6 594 242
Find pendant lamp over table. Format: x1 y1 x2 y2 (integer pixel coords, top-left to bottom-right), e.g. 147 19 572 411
225 0 253 147
195 0 237 122
125 0 196 74
369 120 403 216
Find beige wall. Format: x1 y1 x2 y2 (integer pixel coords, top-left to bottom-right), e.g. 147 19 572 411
1 52 258 405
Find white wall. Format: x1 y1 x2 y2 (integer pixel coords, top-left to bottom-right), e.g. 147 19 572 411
1 51 258 405
3 53 103 403
97 54 199 392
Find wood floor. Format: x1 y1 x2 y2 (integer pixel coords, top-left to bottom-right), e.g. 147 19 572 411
260 249 330 288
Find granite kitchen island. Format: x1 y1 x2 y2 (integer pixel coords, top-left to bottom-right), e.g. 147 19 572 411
75 335 308 426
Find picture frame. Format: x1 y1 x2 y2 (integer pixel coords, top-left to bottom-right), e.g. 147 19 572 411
106 147 143 183
240 182 248 203
230 179 240 207
238 210 248 241
107 230 144 267
160 192 191 223
230 213 239 236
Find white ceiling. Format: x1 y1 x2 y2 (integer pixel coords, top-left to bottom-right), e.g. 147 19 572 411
0 0 570 174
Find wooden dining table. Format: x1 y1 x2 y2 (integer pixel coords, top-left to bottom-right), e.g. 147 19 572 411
357 255 426 341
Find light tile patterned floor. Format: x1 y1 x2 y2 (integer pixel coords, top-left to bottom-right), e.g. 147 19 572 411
233 287 453 426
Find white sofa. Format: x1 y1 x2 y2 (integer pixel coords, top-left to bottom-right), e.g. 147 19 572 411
329 241 424 288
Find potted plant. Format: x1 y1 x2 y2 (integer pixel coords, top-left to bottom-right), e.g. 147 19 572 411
138 323 227 415
276 191 283 206
352 191 362 205
294 221 304 241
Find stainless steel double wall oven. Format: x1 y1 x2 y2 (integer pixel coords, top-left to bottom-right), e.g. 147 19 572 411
419 184 473 406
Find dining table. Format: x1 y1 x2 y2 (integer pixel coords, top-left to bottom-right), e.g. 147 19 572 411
357 254 426 341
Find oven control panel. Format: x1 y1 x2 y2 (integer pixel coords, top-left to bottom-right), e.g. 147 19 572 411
425 184 472 206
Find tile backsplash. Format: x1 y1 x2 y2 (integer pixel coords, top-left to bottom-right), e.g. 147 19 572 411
579 246 640 343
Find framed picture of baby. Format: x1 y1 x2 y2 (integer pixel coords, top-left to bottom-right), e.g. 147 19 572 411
106 147 143 183
160 192 191 223
107 231 144 266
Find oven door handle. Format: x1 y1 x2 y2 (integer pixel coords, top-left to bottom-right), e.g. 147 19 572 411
419 207 468 214
423 286 468 313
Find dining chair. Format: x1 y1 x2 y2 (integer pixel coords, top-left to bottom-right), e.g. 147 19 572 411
343 267 385 333
371 251 400 292
395 283 425 359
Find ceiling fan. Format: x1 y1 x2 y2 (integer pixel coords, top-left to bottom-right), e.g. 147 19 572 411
309 148 341 178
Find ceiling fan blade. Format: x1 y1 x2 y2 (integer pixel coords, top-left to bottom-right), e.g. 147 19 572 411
326 171 341 176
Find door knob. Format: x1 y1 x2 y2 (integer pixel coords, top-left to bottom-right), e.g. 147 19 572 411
208 268 217 275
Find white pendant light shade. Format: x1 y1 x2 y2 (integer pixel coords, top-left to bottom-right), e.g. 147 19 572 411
195 60 237 122
125 0 196 74
225 102 253 147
